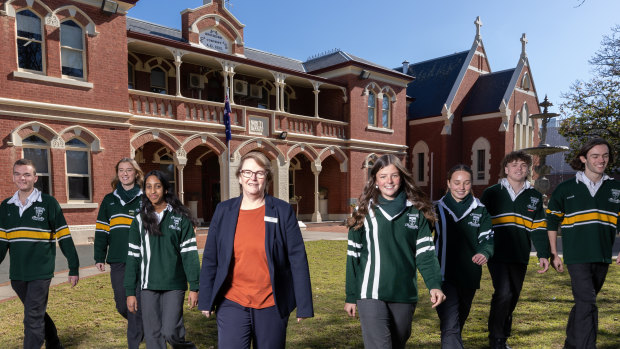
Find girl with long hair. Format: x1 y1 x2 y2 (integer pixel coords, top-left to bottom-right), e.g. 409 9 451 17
345 154 445 349
124 170 200 349
94 158 144 348
434 164 494 348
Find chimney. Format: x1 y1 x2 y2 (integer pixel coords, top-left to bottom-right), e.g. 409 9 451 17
402 60 410 74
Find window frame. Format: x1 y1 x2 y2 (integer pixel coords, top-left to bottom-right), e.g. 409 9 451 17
65 138 92 202
381 94 391 128
471 137 491 185
367 91 376 126
150 66 168 94
128 62 135 89
60 19 86 80
411 141 429 186
22 135 52 195
15 9 45 74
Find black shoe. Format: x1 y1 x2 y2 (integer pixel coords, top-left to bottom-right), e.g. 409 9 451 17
490 338 512 349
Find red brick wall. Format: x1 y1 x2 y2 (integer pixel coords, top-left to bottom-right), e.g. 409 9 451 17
0 1 129 112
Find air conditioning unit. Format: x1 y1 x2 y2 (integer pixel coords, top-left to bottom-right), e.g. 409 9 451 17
250 84 263 98
188 73 204 89
234 80 248 96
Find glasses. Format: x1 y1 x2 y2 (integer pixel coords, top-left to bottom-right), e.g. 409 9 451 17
240 170 267 179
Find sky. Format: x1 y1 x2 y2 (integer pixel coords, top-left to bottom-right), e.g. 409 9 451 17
128 0 620 116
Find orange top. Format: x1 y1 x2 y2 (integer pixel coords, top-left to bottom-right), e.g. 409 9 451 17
224 205 275 308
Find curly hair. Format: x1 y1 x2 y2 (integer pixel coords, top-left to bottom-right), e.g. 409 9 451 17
500 151 532 179
347 154 435 229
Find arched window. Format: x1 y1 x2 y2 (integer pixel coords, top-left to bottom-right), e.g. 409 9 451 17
60 20 85 78
471 137 491 185
381 94 390 128
150 67 167 94
128 63 135 89
412 141 429 186
154 147 176 189
66 138 91 201
16 10 43 72
22 135 51 194
521 73 531 90
367 91 376 125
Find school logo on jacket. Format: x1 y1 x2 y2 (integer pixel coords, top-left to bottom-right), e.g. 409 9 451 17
405 213 418 229
527 197 539 211
468 213 481 227
610 189 620 204
32 206 45 222
169 216 182 231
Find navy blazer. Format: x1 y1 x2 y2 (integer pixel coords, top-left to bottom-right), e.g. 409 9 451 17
198 194 314 318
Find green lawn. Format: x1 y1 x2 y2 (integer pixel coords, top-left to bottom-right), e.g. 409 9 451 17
0 240 618 348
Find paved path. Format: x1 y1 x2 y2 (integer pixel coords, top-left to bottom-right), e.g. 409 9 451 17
1 230 617 302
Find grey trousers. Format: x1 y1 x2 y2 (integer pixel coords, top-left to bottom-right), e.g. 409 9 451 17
11 279 62 349
357 299 416 349
110 263 143 349
140 289 196 349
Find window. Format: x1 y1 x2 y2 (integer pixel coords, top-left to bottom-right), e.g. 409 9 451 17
150 67 167 94
156 150 176 189
22 135 51 194
412 141 429 186
471 137 491 185
521 73 531 90
66 138 91 200
367 91 376 125
417 153 425 182
16 10 43 72
381 95 390 128
283 91 290 113
477 149 485 180
128 63 134 89
60 20 84 78
257 86 269 109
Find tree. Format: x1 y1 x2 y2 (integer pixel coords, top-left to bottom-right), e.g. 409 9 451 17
559 25 620 173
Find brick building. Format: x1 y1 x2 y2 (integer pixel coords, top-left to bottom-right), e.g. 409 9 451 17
399 17 542 200
0 0 412 242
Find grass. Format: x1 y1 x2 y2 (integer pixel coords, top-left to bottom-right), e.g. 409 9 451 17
0 240 618 348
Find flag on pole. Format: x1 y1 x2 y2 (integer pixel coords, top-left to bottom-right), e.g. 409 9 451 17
224 95 232 142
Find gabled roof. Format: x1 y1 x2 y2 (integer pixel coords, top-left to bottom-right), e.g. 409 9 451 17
399 51 469 119
462 69 515 116
303 50 401 75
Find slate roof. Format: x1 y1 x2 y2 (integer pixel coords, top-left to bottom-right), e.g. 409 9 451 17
303 51 398 73
244 48 306 72
400 51 469 120
461 69 515 116
127 17 186 43
127 18 377 74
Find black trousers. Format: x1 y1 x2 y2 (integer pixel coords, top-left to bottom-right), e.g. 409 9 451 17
564 263 608 349
11 279 62 349
487 262 527 340
436 281 476 349
110 263 144 349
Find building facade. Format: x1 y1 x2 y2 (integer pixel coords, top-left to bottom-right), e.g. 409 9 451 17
399 17 542 200
0 0 412 242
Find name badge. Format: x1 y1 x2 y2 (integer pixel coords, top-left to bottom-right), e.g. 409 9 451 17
264 216 278 223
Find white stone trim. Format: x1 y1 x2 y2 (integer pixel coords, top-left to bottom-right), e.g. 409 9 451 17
471 137 491 185
365 125 394 134
13 71 93 88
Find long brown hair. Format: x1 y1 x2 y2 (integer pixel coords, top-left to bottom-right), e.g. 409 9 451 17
569 138 613 171
347 154 435 229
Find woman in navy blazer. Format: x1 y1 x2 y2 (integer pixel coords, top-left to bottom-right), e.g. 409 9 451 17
198 151 313 348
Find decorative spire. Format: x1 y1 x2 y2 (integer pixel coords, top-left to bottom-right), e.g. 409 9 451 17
520 33 528 59
474 16 483 39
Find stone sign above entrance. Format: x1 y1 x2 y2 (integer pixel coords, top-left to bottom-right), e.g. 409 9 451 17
199 28 231 54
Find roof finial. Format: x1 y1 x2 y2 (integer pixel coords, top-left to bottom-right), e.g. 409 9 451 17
474 16 483 39
520 33 528 58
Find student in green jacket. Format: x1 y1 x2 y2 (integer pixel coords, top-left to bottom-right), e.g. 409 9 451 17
546 138 620 349
124 170 200 349
94 157 144 349
0 159 80 349
481 151 550 349
345 154 445 349
434 164 494 349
